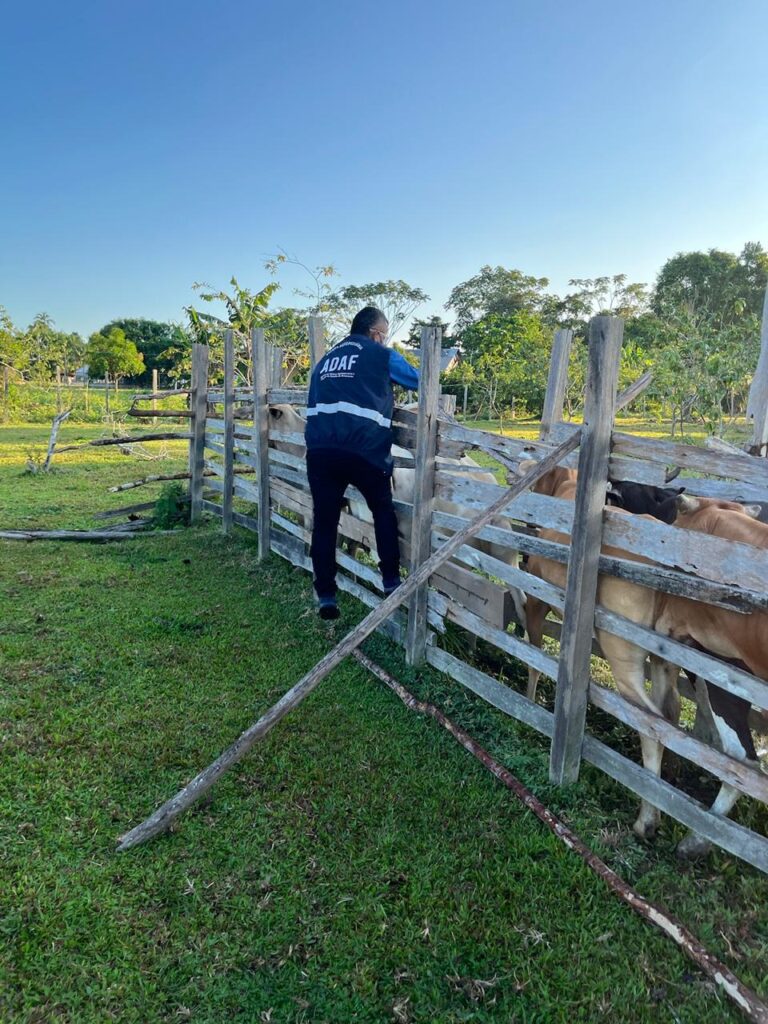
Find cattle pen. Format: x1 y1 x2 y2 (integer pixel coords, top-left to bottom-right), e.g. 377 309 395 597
111 312 768 876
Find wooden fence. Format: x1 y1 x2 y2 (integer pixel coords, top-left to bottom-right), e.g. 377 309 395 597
187 320 768 874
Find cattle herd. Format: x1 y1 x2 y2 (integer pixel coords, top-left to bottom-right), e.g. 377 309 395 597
521 462 767 859
267 404 768 860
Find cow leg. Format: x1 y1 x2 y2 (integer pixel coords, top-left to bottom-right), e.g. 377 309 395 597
525 597 549 702
649 655 681 725
602 636 666 839
677 679 757 860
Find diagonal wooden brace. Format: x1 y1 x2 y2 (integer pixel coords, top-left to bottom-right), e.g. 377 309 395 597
116 431 582 850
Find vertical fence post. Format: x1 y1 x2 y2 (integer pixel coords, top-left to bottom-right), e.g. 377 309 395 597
151 368 158 426
271 347 284 388
540 328 574 440
189 343 209 524
405 325 442 666
252 328 271 560
222 330 235 535
549 316 624 785
308 316 326 369
747 284 768 457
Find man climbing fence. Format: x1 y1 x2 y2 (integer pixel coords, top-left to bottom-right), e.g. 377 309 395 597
304 306 420 619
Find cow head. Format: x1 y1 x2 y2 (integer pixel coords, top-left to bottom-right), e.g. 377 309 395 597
675 494 761 518
268 403 305 436
606 482 685 524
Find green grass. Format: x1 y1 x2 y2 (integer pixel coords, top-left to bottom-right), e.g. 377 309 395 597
1 426 767 1023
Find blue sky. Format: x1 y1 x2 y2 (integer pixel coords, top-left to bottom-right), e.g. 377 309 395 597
1 0 766 338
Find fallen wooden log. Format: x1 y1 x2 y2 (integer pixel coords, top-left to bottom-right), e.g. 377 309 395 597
93 500 163 519
107 467 255 493
54 433 191 454
352 650 768 1024
0 529 174 542
127 408 193 418
115 431 581 851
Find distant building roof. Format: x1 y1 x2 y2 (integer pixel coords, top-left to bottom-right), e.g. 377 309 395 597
440 348 461 373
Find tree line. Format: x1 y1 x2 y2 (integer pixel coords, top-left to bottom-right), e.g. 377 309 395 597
1 243 766 434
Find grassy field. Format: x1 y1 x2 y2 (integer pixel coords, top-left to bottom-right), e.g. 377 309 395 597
2 422 767 1023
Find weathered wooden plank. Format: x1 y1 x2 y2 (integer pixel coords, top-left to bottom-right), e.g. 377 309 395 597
610 431 768 486
406 325 441 666
426 646 554 736
540 328 573 441
267 429 306 447
432 509 768 613
270 462 309 489
233 450 260 472
308 316 326 368
270 482 313 518
189 343 209 524
550 316 623 786
252 328 271 560
435 479 768 594
679 475 768 504
207 417 258 439
430 560 512 631
269 447 306 472
428 591 557 678
589 682 768 805
94 500 158 519
233 476 262 504
581 734 768 874
205 438 226 456
222 330 235 535
747 284 768 456
202 499 222 517
602 508 768 593
268 387 308 406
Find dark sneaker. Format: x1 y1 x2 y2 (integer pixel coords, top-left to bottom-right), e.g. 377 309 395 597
383 580 401 597
318 598 340 620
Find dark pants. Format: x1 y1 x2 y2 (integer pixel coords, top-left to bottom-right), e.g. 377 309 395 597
306 449 400 600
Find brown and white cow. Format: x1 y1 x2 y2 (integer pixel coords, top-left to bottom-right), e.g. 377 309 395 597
523 472 766 855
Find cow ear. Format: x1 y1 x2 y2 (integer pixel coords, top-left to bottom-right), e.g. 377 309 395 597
743 504 761 519
517 459 537 477
676 493 700 514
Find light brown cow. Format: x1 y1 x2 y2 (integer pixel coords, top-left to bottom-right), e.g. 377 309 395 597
524 473 767 854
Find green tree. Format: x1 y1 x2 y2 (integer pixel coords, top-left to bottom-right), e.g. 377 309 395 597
652 243 768 326
184 277 280 385
324 280 429 340
87 328 145 415
100 319 189 387
407 315 455 349
445 266 550 333
459 311 551 420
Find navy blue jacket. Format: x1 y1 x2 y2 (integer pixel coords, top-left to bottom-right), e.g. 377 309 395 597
305 334 420 471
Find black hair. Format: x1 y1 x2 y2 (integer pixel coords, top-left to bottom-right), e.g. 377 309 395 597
350 306 387 337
